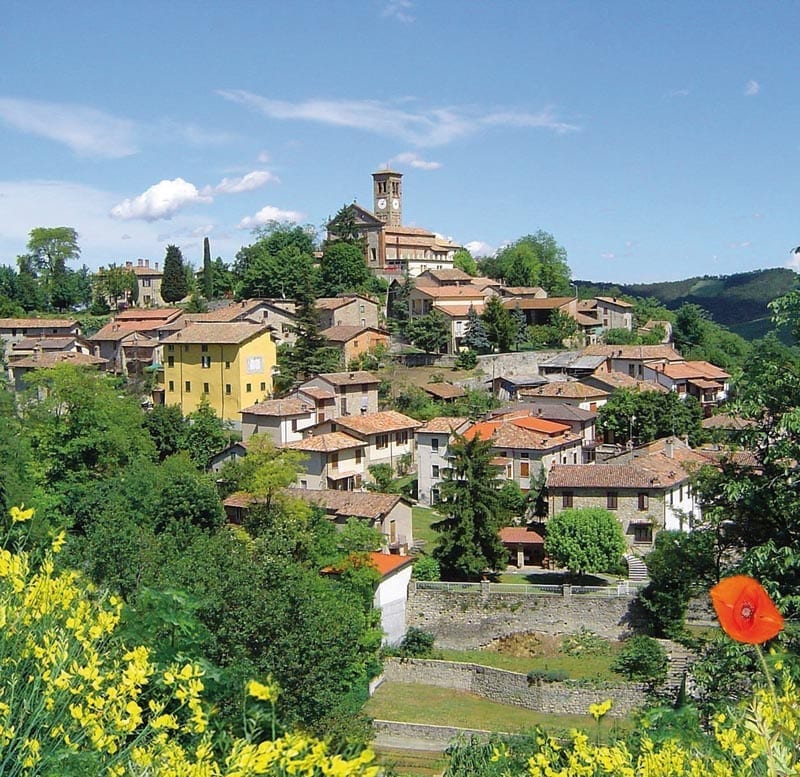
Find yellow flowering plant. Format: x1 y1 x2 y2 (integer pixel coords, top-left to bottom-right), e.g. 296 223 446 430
0 507 379 776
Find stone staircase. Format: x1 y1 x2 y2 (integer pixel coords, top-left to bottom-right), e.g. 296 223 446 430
657 639 697 697
624 554 649 583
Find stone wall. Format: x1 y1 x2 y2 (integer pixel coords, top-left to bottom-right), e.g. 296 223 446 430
407 587 642 649
382 658 647 718
372 719 493 749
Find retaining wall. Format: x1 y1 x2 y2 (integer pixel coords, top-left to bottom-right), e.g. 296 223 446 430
406 588 642 649
382 658 647 718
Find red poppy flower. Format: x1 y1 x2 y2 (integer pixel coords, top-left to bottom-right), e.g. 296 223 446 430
710 575 784 644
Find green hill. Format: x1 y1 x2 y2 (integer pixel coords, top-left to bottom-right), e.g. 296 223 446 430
578 268 799 339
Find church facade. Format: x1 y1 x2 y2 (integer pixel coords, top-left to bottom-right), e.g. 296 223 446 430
329 171 462 278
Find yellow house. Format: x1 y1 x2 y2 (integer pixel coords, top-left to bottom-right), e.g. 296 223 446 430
161 322 277 423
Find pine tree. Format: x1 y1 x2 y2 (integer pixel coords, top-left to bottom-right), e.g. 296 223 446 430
202 237 213 300
161 244 189 303
463 305 491 353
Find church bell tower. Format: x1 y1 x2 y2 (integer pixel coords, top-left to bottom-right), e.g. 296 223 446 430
372 170 402 227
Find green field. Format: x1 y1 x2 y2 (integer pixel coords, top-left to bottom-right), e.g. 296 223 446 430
412 506 440 551
365 683 629 738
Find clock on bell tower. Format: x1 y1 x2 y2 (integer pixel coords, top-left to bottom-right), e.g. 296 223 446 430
372 169 402 227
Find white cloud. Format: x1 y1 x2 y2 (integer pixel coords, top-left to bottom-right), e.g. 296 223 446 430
217 90 578 147
154 120 236 146
110 178 212 222
238 205 304 230
385 151 441 170
667 89 690 98
728 240 752 249
209 170 279 195
0 97 137 158
788 247 800 270
600 252 616 260
257 150 271 163
382 0 414 23
464 240 495 258
744 80 760 96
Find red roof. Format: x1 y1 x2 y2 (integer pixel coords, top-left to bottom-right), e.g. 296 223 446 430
369 552 415 577
500 527 544 544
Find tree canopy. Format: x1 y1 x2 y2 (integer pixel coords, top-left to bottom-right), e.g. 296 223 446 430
544 507 626 577
479 231 571 295
160 244 189 302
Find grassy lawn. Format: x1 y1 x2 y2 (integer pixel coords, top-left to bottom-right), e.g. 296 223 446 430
412 506 439 551
434 645 620 681
365 683 630 739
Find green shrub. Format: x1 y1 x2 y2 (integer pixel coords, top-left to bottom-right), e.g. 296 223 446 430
611 635 668 685
455 349 478 370
560 628 610 657
399 627 436 657
413 555 441 581
527 668 569 684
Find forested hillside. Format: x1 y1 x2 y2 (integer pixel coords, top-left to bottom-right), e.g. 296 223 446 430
579 267 799 339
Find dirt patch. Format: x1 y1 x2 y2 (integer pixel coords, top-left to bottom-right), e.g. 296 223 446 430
378 363 484 392
483 632 564 658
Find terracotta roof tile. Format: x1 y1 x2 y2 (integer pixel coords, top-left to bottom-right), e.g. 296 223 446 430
501 297 573 310
422 383 466 399
161 322 269 345
282 432 365 452
368 551 415 577
582 344 683 360
500 527 544 544
286 488 403 519
0 318 78 329
240 399 313 416
588 370 669 393
335 410 421 435
313 371 381 386
9 352 106 369
595 296 634 308
115 308 181 321
416 286 489 299
419 416 470 433
520 382 609 399
436 304 485 318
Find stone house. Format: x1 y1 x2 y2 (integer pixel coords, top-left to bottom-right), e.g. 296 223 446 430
320 325 390 366
643 360 730 413
464 415 584 490
282 432 368 491
501 296 577 327
8 351 106 392
416 416 471 507
594 297 634 331
298 371 381 418
314 410 422 472
126 259 163 307
315 294 380 329
185 298 298 346
367 552 415 645
546 437 709 549
491 403 598 463
519 380 610 412
0 318 81 352
582 344 684 381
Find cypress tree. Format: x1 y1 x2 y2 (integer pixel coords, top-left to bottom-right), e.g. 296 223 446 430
161 244 189 303
202 237 213 299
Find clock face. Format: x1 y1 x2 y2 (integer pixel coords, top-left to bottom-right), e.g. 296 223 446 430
377 198 387 209
392 198 400 210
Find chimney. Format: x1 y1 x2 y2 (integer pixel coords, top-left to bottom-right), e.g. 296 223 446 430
126 261 133 268
145 259 150 268
665 438 674 458
155 262 159 270
138 259 143 267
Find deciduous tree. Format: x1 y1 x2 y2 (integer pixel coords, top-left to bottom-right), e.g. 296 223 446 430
406 309 450 354
544 507 626 577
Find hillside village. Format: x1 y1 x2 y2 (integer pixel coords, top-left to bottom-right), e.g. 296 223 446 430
1 169 798 772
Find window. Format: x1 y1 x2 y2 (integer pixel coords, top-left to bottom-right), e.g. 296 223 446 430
329 452 339 469
167 344 174 352
225 384 231 395
432 465 440 478
300 480 307 490
607 491 618 510
168 380 174 392
203 383 209 394
633 524 653 544
142 278 150 287
201 344 208 352
520 461 530 477
352 340 359 348
260 382 266 391
201 355 212 369
431 487 440 504
359 304 365 314
225 361 231 369
679 486 684 501
291 419 298 433
340 398 347 415
185 381 191 393
562 492 573 508
245 383 252 392
247 356 263 373
167 356 174 368
376 434 389 449
431 438 440 453
395 430 408 445
638 492 649 511
355 448 362 464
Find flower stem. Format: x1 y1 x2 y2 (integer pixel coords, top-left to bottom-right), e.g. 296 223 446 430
754 643 778 777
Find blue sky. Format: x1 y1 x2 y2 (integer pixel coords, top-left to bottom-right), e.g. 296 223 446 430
1 1 798 283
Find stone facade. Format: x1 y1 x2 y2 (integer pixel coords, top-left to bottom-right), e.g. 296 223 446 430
406 587 640 649
382 659 647 718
